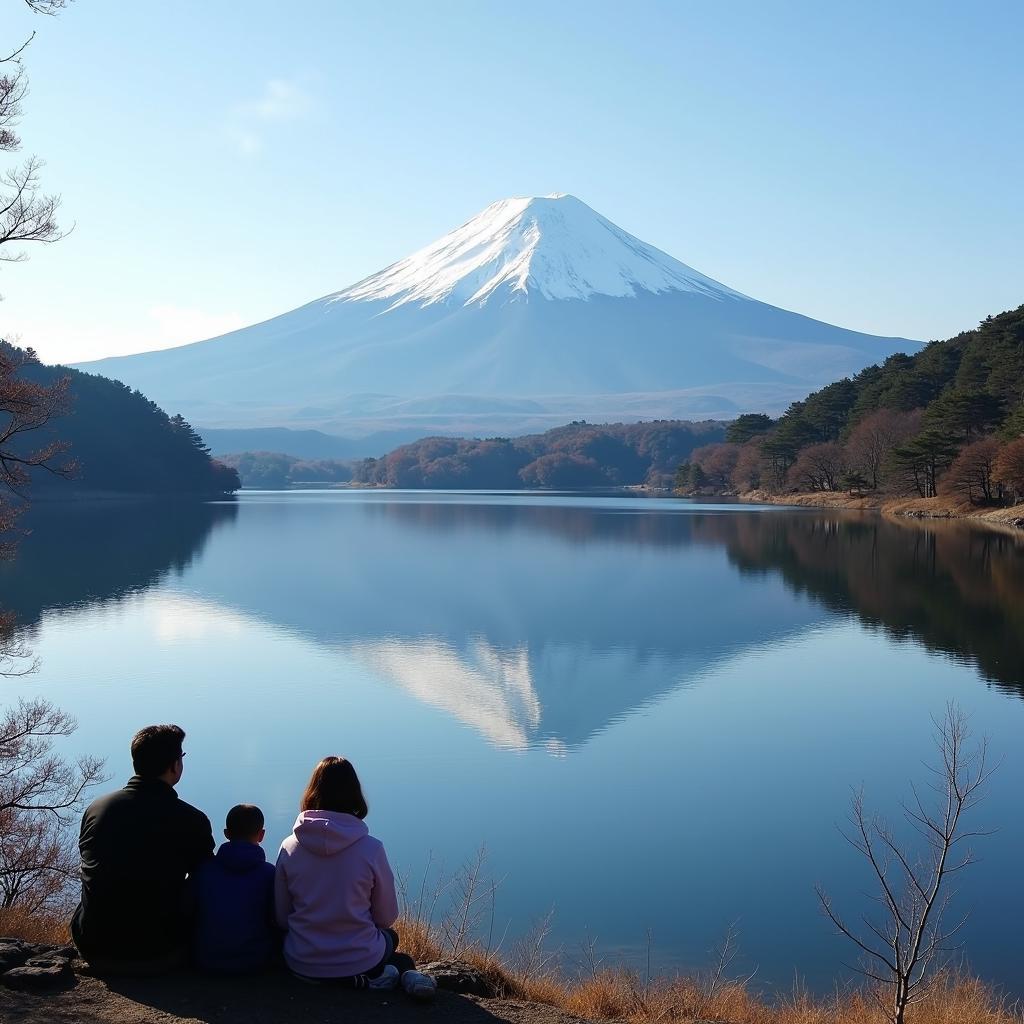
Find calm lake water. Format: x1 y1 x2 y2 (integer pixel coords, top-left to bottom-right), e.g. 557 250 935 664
3 491 1023 995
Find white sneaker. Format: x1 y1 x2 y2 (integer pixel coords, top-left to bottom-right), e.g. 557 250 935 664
367 964 400 990
401 969 437 1001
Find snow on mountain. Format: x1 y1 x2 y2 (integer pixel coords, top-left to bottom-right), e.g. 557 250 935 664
336 194 743 308
75 193 919 439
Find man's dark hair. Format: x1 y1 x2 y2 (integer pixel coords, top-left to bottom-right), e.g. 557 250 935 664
130 724 185 779
225 804 264 841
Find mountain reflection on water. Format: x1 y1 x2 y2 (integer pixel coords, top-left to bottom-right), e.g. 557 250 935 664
5 493 1021 750
5 492 1024 995
288 497 1024 708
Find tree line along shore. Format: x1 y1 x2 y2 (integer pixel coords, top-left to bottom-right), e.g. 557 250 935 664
674 305 1024 526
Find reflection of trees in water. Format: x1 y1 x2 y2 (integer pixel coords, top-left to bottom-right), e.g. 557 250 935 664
4 495 1022 702
363 498 1024 694
363 497 740 548
0 501 238 632
693 513 1024 695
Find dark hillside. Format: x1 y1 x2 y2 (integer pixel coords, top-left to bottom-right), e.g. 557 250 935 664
9 347 240 496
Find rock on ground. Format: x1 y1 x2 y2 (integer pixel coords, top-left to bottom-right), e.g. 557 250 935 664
419 960 496 997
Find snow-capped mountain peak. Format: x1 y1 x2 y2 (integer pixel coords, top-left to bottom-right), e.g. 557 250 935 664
335 193 744 310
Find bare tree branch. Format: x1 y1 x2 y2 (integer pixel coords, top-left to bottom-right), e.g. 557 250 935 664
0 698 105 921
23 0 70 14
817 704 995 1024
0 22 65 266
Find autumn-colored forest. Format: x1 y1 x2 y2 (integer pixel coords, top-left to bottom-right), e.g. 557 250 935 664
676 305 1024 507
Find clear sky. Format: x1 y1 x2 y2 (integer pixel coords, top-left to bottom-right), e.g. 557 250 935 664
3 0 1022 364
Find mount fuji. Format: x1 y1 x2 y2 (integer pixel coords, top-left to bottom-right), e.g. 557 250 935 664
78 194 917 443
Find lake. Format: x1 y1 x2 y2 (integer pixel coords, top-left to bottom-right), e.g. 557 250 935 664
2 491 1023 995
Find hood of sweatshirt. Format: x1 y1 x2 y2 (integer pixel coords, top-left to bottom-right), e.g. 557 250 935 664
292 810 369 857
215 840 268 873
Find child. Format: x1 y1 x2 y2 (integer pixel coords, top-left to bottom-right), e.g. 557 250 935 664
275 756 436 999
193 803 278 973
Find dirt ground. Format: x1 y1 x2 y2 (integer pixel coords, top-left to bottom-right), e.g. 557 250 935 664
0 970 594 1024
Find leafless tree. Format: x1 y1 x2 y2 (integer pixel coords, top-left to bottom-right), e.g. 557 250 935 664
816 705 996 1024
939 437 1003 505
0 344 73 565
992 437 1024 504
0 157 63 263
1 3 68 269
845 409 923 491
508 909 558 984
0 610 36 675
0 42 30 153
730 438 766 492
691 921 757 1021
398 845 502 963
436 846 501 960
0 345 71 491
23 1 71 13
787 441 847 492
0 1 88 931
0 699 105 922
690 442 740 492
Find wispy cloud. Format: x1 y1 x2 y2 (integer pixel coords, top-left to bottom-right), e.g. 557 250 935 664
242 78 314 121
226 76 318 156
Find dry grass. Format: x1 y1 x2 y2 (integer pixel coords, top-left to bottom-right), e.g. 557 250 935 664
394 851 1021 1024
0 905 71 945
4 905 1016 1024
2 867 1018 1024
400 917 1023 1024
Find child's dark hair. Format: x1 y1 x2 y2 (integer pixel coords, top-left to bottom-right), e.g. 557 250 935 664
225 803 264 840
300 756 368 819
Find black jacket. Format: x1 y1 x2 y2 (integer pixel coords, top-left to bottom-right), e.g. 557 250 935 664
72 776 214 961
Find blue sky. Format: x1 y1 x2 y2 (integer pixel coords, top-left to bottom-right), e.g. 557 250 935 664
3 0 1022 364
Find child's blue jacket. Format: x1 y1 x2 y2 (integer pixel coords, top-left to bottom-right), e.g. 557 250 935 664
193 841 277 972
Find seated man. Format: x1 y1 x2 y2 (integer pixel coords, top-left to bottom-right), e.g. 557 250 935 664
71 724 214 974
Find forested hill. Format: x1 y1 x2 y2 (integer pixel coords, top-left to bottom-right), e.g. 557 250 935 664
13 348 240 496
219 451 352 489
351 420 725 489
677 304 1024 503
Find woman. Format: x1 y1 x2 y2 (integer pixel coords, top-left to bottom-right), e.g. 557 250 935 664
275 756 436 998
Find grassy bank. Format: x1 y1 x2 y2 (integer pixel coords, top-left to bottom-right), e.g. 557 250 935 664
740 490 1024 531
2 909 1020 1023
398 914 1020 1024
0 906 73 945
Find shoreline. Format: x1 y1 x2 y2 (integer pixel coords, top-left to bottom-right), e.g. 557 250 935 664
22 484 1024 536
1 931 1018 1024
736 489 1024 532
23 489 239 505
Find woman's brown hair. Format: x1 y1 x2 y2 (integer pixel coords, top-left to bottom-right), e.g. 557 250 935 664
300 756 369 818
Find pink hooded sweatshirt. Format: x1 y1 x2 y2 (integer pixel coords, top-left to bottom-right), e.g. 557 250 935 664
274 810 399 977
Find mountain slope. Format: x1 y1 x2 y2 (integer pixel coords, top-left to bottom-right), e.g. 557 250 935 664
77 194 917 436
